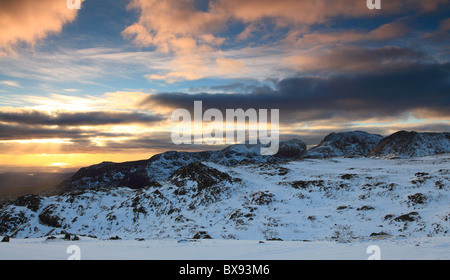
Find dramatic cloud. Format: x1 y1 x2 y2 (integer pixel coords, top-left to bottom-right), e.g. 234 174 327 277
285 46 432 73
121 0 447 83
423 18 450 43
291 21 411 47
0 0 448 169
124 0 446 49
140 60 450 123
0 0 85 54
0 110 163 126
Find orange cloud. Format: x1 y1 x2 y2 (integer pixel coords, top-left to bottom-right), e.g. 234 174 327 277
122 0 445 83
284 46 429 73
0 0 84 54
145 54 247 83
122 0 224 53
293 20 411 46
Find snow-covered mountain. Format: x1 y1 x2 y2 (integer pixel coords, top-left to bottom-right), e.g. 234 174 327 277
1 155 448 241
55 139 306 193
368 131 450 159
304 131 383 158
1 130 449 242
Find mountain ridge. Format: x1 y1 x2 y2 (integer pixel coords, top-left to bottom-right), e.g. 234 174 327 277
1 154 448 241
53 130 450 193
368 130 450 159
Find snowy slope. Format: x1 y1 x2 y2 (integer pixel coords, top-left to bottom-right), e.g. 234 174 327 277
369 131 450 159
2 237 450 260
56 139 306 193
1 154 449 242
305 131 383 158
54 131 450 193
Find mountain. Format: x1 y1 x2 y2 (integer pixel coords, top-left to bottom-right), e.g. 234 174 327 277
304 131 383 158
1 154 448 241
1 131 449 241
56 139 307 193
368 131 450 159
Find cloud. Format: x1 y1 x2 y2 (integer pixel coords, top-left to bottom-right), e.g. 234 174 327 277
0 123 95 141
293 21 411 46
0 81 21 88
122 0 224 53
0 109 164 127
423 17 450 43
285 46 432 73
123 0 445 51
0 0 84 54
120 0 447 83
145 55 247 83
140 60 450 124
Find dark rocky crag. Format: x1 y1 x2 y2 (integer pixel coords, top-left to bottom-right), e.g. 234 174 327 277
55 139 307 193
304 131 383 158
368 131 450 159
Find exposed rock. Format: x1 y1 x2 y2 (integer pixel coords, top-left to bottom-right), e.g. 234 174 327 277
305 131 383 158
193 231 213 239
0 211 29 235
57 140 306 193
170 162 237 191
407 193 427 206
38 205 62 228
368 131 450 159
109 236 122 240
12 195 42 212
394 212 420 222
370 232 390 237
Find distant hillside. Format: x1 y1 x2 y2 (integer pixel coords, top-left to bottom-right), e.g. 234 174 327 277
304 131 383 158
368 131 450 159
56 139 307 193
0 173 74 201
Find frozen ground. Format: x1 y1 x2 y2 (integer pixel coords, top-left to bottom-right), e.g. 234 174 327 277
1 154 449 260
2 155 449 241
1 236 449 260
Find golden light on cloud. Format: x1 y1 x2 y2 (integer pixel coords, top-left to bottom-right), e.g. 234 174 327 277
0 0 448 174
0 0 85 54
0 153 159 172
23 93 99 113
48 162 69 167
4 139 73 145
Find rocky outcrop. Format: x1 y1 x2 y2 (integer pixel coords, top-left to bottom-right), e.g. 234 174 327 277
305 131 383 158
368 131 450 159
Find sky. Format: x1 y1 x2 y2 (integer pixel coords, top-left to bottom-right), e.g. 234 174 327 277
0 0 449 172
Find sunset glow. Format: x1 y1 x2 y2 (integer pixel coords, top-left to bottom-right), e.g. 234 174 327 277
0 0 449 172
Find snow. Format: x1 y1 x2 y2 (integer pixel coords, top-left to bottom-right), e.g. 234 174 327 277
1 237 449 260
369 131 450 159
305 131 383 158
2 154 449 242
1 148 449 260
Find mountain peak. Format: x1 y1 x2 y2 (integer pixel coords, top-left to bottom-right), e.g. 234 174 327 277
368 131 450 159
305 131 383 158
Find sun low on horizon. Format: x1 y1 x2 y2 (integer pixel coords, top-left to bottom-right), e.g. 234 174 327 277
0 0 449 172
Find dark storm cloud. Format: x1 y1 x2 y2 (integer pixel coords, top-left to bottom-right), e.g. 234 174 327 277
0 110 164 126
140 61 450 123
0 123 131 141
303 46 432 73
